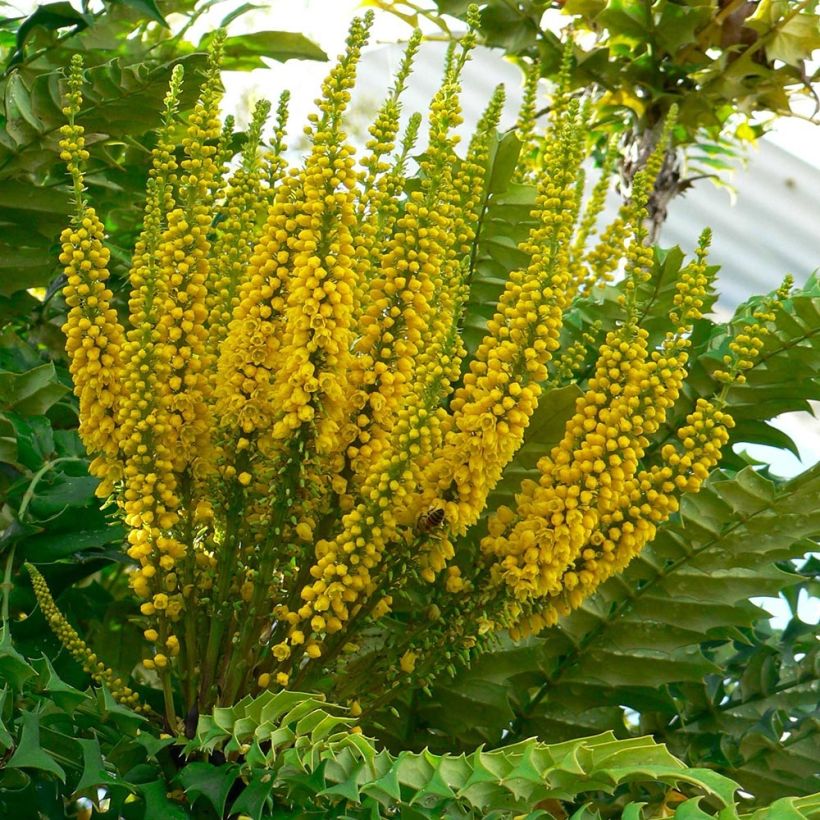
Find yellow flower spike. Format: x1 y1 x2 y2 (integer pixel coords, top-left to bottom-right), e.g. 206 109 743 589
349 23 480 498
346 111 423 484
644 105 679 189
266 13 373 465
550 38 575 122
207 99 272 353
214 170 302 443
571 138 618 296
581 110 677 297
26 565 147 712
58 56 125 474
355 29 422 298
115 67 187 614
215 114 236 171
265 90 291 189
403 85 508 531
487 233 720 614
713 275 784 386
152 32 225 476
513 59 541 183
419 100 587 539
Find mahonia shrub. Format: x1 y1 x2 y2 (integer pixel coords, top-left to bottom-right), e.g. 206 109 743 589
38 10 784 729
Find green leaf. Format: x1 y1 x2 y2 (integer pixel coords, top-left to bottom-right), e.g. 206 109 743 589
0 364 68 415
675 797 718 819
0 245 57 296
74 737 122 794
0 633 36 691
95 686 147 732
485 384 583 516
177 760 240 817
3 412 53 469
132 731 175 761
30 655 88 713
114 0 168 27
747 0 820 67
24 523 126 563
5 72 42 135
597 0 651 42
28 472 100 518
7 710 66 782
214 31 327 70
0 687 13 752
229 769 276 820
730 419 800 459
136 780 190 820
219 2 262 28
12 2 88 53
487 131 522 195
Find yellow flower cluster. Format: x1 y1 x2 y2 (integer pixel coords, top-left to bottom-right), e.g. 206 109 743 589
482 226 720 634
55 10 750 718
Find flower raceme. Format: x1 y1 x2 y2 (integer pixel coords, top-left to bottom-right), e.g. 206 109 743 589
36 13 777 725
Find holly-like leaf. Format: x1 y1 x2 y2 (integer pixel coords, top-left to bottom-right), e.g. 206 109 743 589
177 760 240 817
73 737 124 794
229 769 276 820
7 710 66 782
0 633 36 691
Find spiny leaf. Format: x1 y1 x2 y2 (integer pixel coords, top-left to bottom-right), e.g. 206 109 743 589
7 710 66 782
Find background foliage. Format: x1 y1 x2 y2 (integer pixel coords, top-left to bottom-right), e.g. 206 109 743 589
0 1 817 818
376 0 820 230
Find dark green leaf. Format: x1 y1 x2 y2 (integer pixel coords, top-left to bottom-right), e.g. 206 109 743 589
0 633 36 691
3 412 54 469
228 769 275 820
28 472 100 518
74 737 122 794
24 523 125 563
488 131 522 194
7 710 66 782
13 2 88 55
136 780 190 820
177 760 240 817
0 364 68 415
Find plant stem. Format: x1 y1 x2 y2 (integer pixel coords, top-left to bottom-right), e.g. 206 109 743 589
0 544 16 638
160 666 177 730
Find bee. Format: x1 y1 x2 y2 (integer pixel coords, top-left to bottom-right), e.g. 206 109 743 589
416 506 446 533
